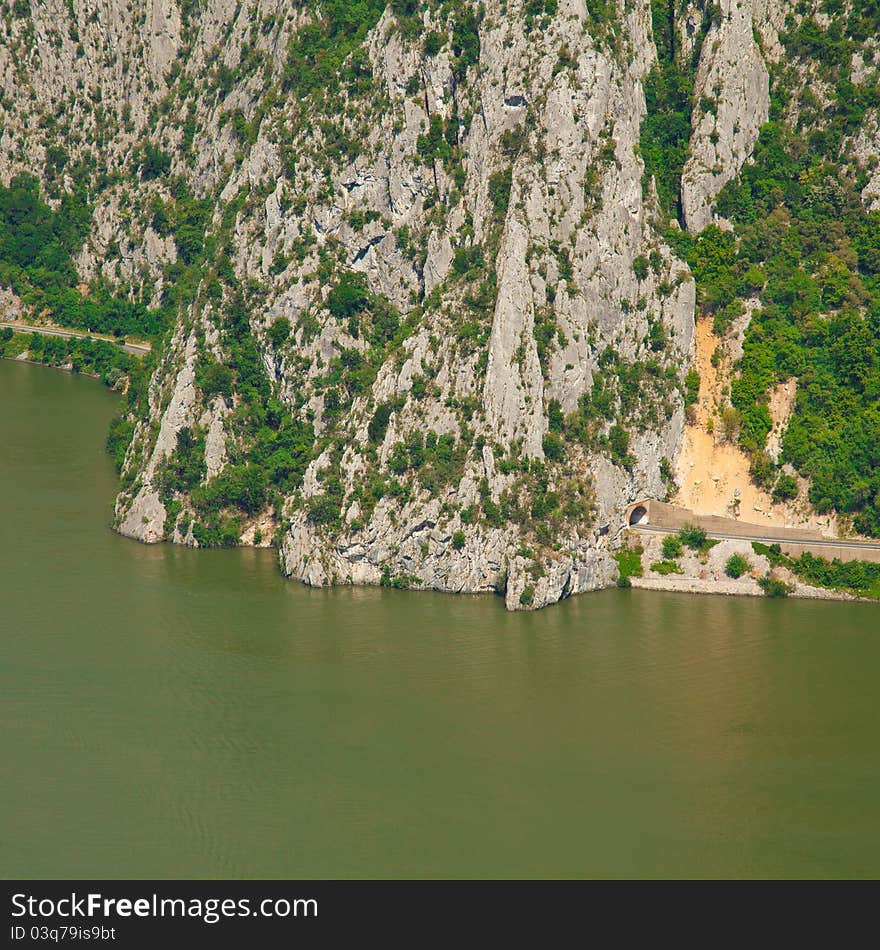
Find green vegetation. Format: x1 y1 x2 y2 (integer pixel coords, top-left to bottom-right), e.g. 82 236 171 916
424 30 445 56
196 359 233 399
0 328 145 482
327 271 370 319
772 473 798 503
542 432 565 461
417 114 454 166
282 1 386 99
752 542 880 599
268 317 290 350
661 534 683 559
758 575 791 598
326 270 400 346
724 553 751 579
380 567 420 589
676 525 718 554
488 167 513 216
384 429 468 496
134 143 171 181
650 559 682 575
451 3 480 74
684 369 700 409
671 132 880 531
193 464 268 516
0 328 137 391
614 545 643 587
665 10 880 536
368 402 394 443
168 187 211 266
157 427 206 496
0 175 162 338
640 0 712 221
160 289 316 545
552 342 678 471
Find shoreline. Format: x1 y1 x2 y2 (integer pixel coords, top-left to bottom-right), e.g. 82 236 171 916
1 351 106 383
629 573 860 602
0 320 150 355
2 359 876 610
623 530 876 606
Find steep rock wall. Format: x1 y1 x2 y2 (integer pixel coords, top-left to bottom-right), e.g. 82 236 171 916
681 0 769 232
4 0 874 608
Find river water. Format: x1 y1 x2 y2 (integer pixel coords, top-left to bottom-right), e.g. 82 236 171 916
1 359 878 878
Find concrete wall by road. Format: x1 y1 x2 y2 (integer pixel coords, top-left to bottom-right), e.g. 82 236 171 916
627 500 880 565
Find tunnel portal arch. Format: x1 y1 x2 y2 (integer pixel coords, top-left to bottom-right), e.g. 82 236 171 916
628 504 649 526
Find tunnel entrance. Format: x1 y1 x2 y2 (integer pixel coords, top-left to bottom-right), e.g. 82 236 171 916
629 505 648 526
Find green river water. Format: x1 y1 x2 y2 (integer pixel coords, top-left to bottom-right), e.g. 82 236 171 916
1 359 878 878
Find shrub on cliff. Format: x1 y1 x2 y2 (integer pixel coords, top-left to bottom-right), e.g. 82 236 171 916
677 525 717 553
758 575 791 598
651 560 682 575
772 474 799 502
614 546 643 587
725 554 751 579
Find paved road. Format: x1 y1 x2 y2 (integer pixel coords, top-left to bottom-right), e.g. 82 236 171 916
632 523 880 554
1 321 150 356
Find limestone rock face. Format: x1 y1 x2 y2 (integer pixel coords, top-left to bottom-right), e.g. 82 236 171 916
271 0 697 608
681 0 769 233
3 0 874 609
116 326 201 543
852 110 880 211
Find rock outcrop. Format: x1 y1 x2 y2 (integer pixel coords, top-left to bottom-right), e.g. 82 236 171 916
681 0 769 232
2 0 877 609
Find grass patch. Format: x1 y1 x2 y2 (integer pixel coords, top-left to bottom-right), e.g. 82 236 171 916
676 525 719 554
614 545 644 587
752 542 880 598
725 553 751 579
758 575 792 598
650 559 683 576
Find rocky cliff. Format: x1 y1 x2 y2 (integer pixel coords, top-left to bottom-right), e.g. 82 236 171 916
1 0 877 608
